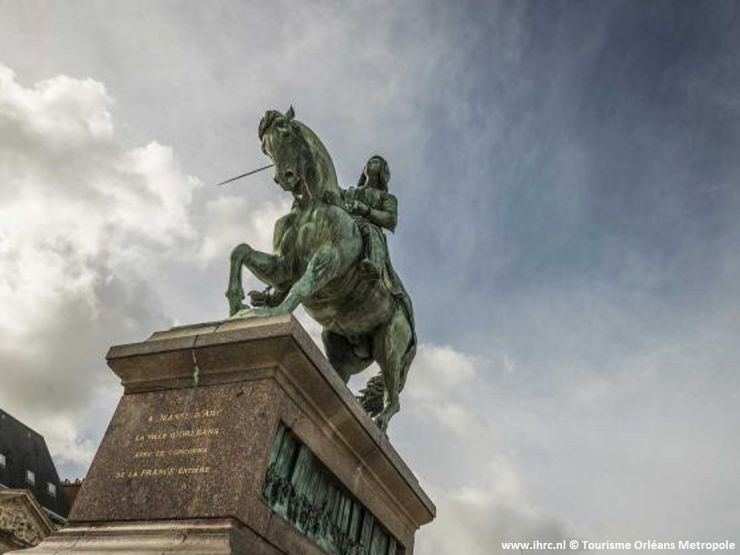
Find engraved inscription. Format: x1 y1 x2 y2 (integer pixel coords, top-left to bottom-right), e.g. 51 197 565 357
110 405 223 481
148 409 223 422
134 447 208 458
113 466 211 479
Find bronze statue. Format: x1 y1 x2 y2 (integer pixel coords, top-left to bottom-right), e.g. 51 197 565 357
342 155 396 276
226 108 416 431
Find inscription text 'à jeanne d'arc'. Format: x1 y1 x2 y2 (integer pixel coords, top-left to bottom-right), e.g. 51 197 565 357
109 406 223 481
226 107 417 432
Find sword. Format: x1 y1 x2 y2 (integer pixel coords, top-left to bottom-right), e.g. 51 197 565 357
214 163 274 186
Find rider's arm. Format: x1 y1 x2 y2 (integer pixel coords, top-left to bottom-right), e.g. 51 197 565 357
324 188 346 207
364 193 398 232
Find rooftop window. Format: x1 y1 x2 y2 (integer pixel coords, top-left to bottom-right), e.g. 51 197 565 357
25 470 35 485
47 482 56 497
0 453 5 467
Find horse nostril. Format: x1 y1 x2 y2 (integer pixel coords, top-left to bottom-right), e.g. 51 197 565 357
273 177 280 184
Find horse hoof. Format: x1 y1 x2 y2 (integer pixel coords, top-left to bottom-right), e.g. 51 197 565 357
231 308 254 319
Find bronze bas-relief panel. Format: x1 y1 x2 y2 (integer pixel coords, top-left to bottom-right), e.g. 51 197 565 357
70 379 280 523
271 368 416 549
261 423 402 555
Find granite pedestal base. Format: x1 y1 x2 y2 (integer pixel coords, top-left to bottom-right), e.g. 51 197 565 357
12 315 434 554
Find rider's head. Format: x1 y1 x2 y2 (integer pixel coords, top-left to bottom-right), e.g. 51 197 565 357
358 155 390 190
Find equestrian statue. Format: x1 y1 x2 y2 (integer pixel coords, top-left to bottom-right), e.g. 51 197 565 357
226 107 416 431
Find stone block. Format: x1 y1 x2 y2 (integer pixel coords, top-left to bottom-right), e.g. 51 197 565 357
11 315 434 554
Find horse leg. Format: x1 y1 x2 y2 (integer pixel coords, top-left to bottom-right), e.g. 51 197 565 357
226 243 292 316
275 244 342 313
226 245 248 316
372 306 413 432
321 329 373 383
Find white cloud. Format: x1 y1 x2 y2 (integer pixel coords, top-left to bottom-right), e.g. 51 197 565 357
0 64 113 147
0 63 201 473
402 344 575 554
404 345 485 436
408 344 477 398
197 194 290 265
423 481 574 555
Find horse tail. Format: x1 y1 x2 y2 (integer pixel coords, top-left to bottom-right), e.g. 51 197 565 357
357 374 385 418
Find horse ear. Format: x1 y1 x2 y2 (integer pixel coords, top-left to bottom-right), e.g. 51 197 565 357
286 106 295 120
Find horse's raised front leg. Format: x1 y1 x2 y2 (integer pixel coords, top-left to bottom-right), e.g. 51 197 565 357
226 245 248 316
235 244 342 319
226 243 291 317
278 244 342 311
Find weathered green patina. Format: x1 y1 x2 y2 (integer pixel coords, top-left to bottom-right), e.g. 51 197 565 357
226 107 416 431
262 423 399 555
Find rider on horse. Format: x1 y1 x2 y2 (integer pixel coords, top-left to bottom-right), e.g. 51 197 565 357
342 155 397 277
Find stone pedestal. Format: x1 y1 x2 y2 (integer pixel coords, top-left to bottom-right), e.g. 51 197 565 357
13 315 435 554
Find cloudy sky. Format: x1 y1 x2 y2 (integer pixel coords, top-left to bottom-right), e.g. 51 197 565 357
1 1 739 553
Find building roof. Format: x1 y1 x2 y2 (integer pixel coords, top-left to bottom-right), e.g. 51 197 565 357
0 409 70 518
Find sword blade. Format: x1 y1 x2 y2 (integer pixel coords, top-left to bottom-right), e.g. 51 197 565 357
214 163 275 186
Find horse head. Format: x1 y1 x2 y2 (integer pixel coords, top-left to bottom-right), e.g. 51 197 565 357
259 107 341 204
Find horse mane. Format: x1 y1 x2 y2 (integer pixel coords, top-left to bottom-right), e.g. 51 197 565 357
295 120 342 201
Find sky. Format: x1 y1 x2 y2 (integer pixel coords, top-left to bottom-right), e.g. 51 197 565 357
1 1 739 553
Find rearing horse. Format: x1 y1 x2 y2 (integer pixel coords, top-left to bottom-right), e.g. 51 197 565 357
226 107 416 431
